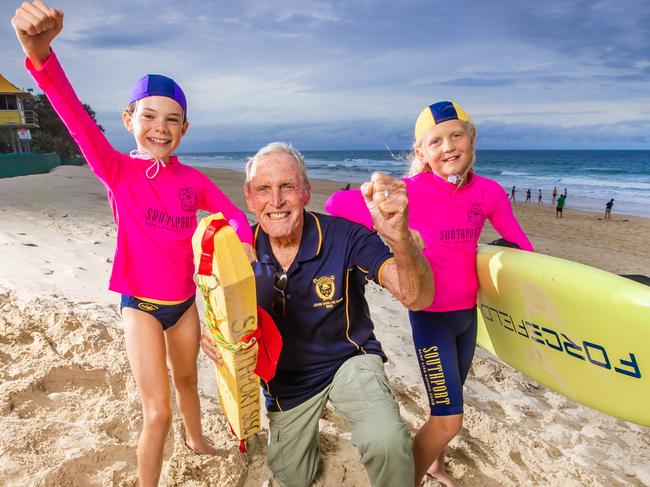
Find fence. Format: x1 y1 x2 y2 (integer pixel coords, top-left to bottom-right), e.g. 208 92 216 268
0 152 86 178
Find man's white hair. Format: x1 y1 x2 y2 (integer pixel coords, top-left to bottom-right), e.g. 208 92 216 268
245 142 310 188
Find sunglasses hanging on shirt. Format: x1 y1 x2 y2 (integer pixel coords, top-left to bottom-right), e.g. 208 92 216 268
272 271 288 316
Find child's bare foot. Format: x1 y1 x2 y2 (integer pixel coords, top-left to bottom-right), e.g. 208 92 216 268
185 437 218 456
425 468 460 487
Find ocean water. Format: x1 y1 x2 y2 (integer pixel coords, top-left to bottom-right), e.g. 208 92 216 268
180 150 650 218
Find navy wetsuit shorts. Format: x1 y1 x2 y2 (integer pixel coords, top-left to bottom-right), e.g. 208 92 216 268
120 295 195 330
408 306 477 416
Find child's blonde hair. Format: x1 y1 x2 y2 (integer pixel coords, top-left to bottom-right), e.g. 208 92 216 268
407 120 477 177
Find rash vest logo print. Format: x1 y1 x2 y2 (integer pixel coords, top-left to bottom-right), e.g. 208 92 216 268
179 187 198 212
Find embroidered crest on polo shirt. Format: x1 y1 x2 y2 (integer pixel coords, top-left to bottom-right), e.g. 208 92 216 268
312 275 343 309
314 275 336 301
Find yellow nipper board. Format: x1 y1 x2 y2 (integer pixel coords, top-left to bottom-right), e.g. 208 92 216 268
192 213 260 440
476 244 650 427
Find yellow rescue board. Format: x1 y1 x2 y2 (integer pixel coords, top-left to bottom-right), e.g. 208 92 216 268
476 244 650 427
192 213 260 441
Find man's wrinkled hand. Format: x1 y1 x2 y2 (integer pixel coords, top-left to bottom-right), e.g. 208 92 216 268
360 172 410 246
200 329 223 365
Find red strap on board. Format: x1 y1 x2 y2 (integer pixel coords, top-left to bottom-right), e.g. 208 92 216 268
241 326 262 344
228 422 248 453
198 218 229 276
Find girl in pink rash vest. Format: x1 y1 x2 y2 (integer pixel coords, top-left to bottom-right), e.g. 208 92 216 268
12 3 254 484
325 101 532 487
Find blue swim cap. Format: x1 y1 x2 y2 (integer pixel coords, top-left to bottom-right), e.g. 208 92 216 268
128 74 187 113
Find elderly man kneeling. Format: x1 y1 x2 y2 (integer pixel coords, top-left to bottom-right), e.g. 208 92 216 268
201 142 433 487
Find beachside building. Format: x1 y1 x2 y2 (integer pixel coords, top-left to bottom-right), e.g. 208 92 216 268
0 73 38 153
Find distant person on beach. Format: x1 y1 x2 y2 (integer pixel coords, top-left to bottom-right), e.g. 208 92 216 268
552 186 558 204
556 194 567 218
538 189 543 204
325 101 533 487
564 187 568 198
510 185 516 201
525 188 531 203
605 198 614 220
202 142 433 487
12 3 256 484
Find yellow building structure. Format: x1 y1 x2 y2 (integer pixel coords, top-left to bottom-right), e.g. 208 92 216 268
0 73 39 153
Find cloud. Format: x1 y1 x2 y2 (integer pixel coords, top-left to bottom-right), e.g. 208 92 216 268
433 78 517 87
476 119 650 149
2 0 650 150
65 28 182 49
503 0 650 71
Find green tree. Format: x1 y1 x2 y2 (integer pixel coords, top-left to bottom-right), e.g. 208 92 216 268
0 129 13 153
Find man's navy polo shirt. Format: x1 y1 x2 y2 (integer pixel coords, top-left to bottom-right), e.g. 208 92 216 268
253 211 394 412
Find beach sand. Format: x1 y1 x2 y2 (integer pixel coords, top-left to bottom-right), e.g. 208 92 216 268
1 165 648 486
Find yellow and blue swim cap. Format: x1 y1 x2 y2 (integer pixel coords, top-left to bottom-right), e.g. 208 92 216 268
414 101 470 141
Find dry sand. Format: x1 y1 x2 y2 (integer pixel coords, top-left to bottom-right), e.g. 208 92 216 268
0 165 648 486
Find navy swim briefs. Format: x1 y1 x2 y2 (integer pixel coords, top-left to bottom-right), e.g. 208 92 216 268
120 295 195 330
408 307 477 416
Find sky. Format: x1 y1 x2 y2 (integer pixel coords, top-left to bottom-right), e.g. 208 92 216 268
2 0 650 151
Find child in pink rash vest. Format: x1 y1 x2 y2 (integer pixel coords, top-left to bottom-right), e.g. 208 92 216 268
13 2 253 483
326 168 532 312
325 101 532 487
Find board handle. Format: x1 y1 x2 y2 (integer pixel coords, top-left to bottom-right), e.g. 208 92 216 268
198 218 229 276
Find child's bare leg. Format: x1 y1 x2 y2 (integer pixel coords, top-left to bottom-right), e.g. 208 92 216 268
165 303 216 454
413 414 462 487
123 309 172 487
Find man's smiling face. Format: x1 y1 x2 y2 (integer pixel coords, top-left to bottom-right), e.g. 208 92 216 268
245 151 311 243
